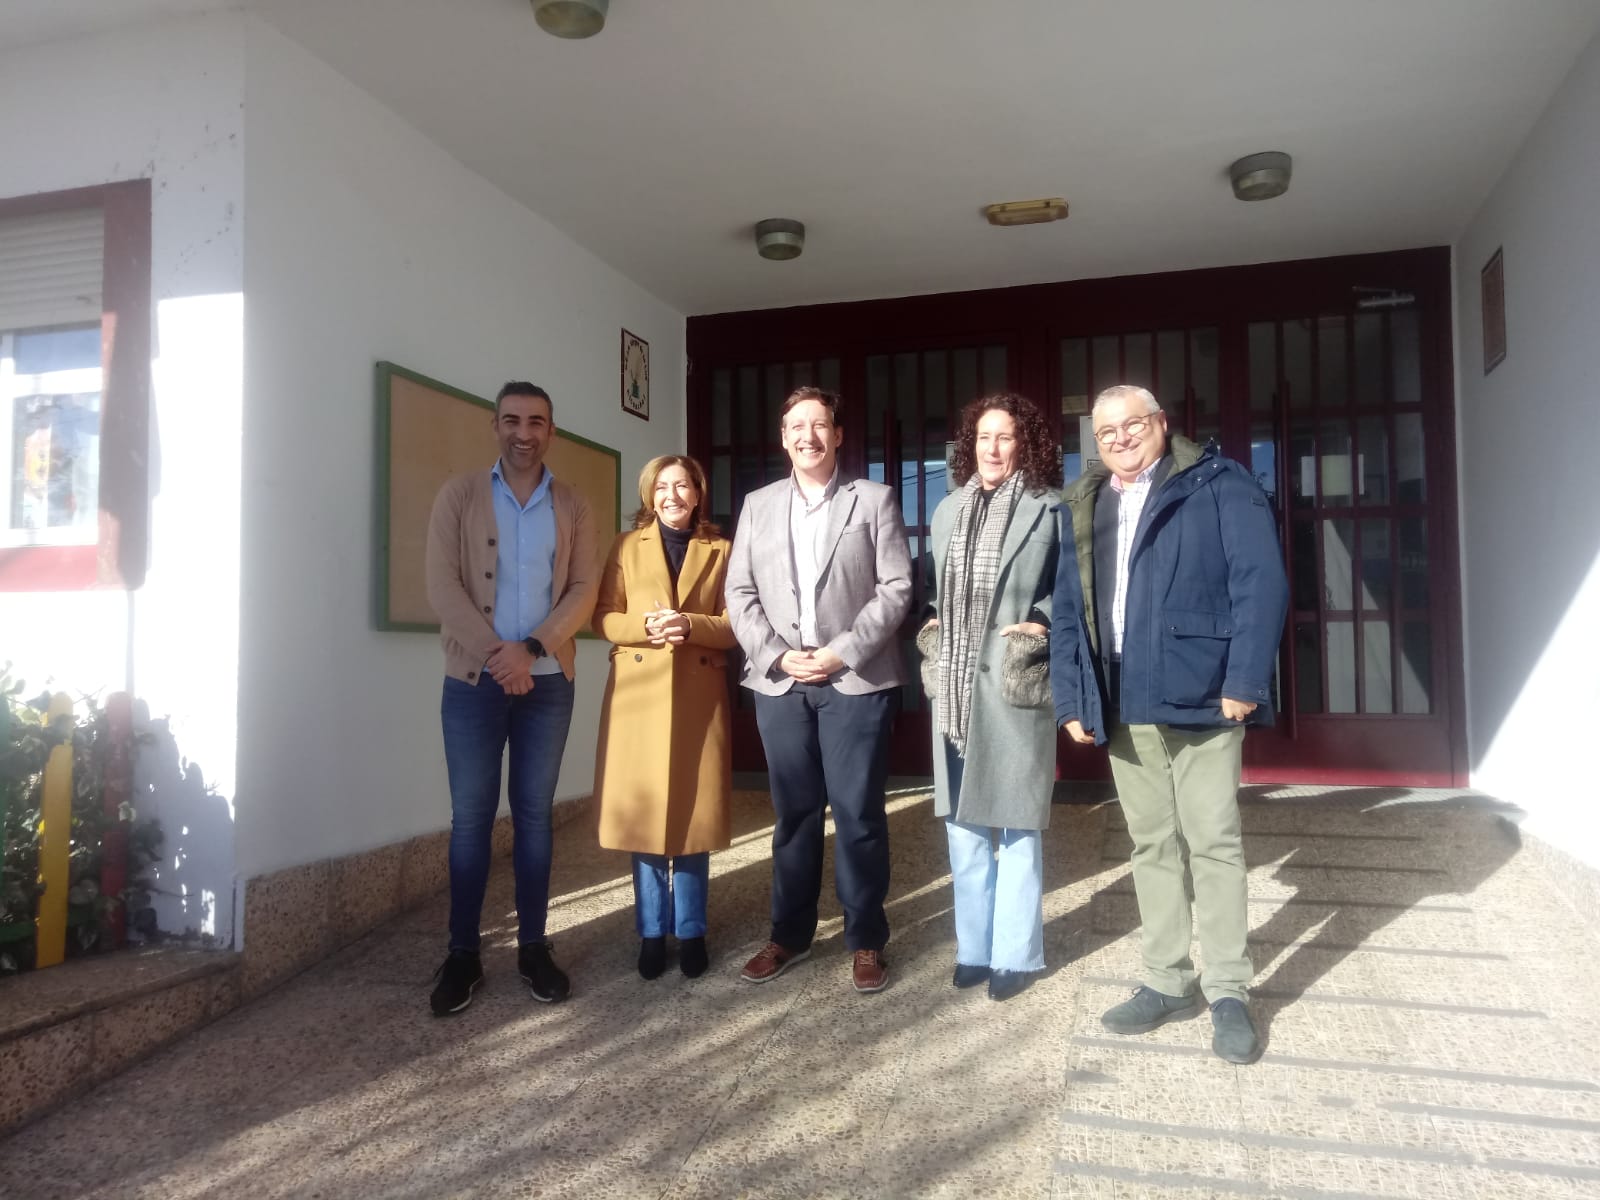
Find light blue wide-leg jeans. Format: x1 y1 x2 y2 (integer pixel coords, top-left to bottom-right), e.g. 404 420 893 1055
944 743 1046 973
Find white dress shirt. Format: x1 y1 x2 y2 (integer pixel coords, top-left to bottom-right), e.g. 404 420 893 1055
1109 462 1161 657
788 468 839 647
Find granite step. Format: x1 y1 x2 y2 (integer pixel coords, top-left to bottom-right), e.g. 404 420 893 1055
0 946 240 1134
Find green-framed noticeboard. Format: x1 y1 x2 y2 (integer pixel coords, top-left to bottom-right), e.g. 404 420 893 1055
374 360 622 633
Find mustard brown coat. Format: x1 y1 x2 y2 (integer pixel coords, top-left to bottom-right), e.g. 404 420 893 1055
593 522 738 856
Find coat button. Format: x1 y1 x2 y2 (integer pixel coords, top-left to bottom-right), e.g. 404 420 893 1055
483 605 492 614
488 538 496 546
979 664 990 673
634 653 643 662
466 671 476 681
700 656 708 665
485 571 493 579
791 622 799 630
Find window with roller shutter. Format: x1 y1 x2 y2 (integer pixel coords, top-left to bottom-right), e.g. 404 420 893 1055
0 181 150 591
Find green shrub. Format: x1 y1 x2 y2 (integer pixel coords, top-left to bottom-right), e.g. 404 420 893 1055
0 664 163 974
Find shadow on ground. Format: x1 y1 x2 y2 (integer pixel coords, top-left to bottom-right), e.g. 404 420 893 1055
0 781 1536 1199
1094 785 1523 1048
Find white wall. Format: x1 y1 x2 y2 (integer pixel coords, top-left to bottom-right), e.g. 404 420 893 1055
0 16 245 940
236 19 687 883
1455 31 1600 866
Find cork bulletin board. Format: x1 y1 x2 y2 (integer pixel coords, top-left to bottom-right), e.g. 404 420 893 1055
374 361 621 632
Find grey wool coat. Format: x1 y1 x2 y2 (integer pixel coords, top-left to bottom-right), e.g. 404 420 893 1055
926 486 1062 830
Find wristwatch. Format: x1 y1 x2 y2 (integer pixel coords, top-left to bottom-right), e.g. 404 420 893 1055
524 637 546 659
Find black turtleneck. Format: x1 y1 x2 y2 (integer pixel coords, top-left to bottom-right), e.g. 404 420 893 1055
658 520 693 584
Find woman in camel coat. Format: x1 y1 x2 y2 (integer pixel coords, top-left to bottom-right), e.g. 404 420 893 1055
593 454 736 980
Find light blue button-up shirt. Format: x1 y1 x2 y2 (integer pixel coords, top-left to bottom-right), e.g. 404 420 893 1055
490 459 562 676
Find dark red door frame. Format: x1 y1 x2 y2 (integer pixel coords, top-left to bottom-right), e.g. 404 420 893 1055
689 247 1465 787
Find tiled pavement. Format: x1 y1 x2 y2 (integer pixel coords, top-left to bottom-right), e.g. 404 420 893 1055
4 783 1599 1199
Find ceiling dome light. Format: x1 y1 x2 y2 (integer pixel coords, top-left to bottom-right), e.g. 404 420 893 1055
755 218 805 261
532 0 608 39
1230 151 1292 201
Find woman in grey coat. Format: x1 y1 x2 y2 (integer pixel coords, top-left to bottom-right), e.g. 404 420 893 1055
921 393 1063 1001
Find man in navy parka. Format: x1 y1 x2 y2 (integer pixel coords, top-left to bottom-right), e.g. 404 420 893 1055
1050 384 1289 1064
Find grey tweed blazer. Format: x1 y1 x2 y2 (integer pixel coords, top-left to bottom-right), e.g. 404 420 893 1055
725 474 913 696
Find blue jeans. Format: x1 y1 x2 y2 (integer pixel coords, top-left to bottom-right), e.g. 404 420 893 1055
944 742 1046 973
441 671 574 952
632 853 710 939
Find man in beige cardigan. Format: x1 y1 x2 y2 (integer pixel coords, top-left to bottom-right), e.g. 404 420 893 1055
423 381 598 1016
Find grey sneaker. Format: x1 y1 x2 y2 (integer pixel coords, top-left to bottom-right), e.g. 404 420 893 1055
1100 985 1201 1034
1210 998 1261 1063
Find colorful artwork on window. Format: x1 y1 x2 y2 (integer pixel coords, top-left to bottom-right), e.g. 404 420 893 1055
3 324 102 548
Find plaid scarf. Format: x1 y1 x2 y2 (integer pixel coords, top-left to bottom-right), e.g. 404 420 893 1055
936 472 1022 753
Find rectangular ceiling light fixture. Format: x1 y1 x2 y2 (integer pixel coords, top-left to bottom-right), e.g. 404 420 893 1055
982 198 1069 226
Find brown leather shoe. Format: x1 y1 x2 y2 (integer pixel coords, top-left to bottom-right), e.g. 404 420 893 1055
740 941 810 983
852 949 888 993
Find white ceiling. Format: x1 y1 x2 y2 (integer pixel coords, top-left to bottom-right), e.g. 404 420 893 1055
0 0 233 48
10 1 1600 314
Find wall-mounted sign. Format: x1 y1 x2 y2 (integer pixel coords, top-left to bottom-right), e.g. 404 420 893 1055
621 328 649 420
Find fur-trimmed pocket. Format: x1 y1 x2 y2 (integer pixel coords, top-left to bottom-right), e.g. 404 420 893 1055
914 621 941 699
1000 631 1051 709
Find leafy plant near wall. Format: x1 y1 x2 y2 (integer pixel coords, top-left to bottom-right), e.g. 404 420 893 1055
0 667 53 951
0 664 163 975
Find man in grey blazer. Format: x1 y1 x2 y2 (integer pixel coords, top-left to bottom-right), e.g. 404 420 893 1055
726 386 913 994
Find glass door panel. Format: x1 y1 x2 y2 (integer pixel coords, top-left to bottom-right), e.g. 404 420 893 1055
865 343 1008 723
1248 311 1434 720
1058 326 1220 480
707 356 843 732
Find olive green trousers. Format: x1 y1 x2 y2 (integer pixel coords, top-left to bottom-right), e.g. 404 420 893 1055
1107 721 1250 1004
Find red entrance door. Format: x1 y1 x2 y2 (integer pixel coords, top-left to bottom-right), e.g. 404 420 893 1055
1238 310 1458 784
688 248 1465 786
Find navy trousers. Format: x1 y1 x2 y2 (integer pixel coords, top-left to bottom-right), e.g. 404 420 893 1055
753 683 896 952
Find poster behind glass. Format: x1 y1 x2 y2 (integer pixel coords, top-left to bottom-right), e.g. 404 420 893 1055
4 324 102 546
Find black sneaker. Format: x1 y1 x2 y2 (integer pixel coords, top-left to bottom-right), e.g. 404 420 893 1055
518 940 571 1003
429 950 483 1016
679 936 709 979
1100 985 1201 1034
638 936 667 980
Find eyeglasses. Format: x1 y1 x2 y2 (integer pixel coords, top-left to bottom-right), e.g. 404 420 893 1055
1093 415 1158 446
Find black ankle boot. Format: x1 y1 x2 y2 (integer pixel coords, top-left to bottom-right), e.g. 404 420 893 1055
952 963 991 989
638 936 667 980
988 969 1032 1001
679 936 709 978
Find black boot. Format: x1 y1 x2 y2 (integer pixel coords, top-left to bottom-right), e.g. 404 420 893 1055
638 936 667 980
679 936 709 978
